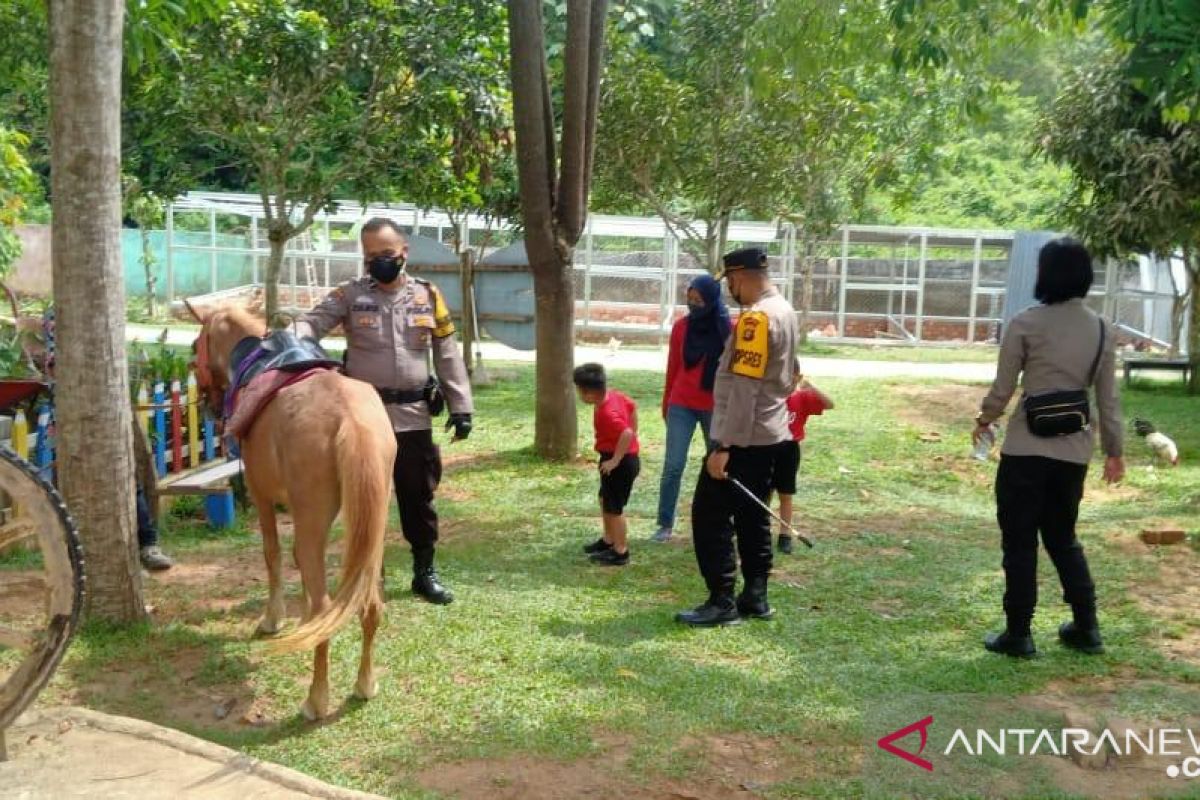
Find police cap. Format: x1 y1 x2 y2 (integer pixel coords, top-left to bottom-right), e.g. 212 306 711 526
719 247 768 278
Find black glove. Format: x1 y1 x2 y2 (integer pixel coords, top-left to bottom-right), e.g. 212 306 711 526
445 412 472 441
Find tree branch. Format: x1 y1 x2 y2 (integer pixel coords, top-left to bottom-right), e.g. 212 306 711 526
556 0 594 243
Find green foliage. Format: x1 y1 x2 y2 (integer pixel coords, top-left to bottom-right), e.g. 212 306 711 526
594 0 974 269
130 343 192 387
1039 55 1200 259
1102 0 1200 122
868 89 1071 229
0 126 37 279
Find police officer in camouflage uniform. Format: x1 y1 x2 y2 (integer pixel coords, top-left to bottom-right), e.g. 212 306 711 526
297 217 473 604
676 247 799 627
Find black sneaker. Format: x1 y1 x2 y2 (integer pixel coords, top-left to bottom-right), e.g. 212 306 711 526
583 538 613 555
777 534 794 555
983 630 1036 658
590 548 629 566
1059 621 1105 654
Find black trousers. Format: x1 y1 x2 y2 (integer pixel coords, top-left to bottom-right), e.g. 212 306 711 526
995 454 1096 635
691 443 782 595
393 429 443 557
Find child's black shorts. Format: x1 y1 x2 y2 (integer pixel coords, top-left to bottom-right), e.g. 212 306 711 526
598 452 640 514
771 441 802 495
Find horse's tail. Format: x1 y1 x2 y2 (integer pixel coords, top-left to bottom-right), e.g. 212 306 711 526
271 414 390 653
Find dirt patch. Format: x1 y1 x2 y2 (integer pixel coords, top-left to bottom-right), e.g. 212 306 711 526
890 384 982 433
1015 688 1200 800
1112 531 1200 664
417 732 847 799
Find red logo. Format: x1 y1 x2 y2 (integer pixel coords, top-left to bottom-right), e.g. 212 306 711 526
877 715 934 772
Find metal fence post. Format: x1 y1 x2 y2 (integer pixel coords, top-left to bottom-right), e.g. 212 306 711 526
915 233 928 341
658 224 670 346
968 234 982 343
837 226 849 337
165 203 175 302
582 217 594 330
323 217 332 287
209 208 218 293
250 216 259 285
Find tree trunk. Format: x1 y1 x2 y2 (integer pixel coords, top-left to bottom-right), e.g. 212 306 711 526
141 227 157 319
531 257 577 459
49 0 146 623
460 249 477 376
265 232 287 328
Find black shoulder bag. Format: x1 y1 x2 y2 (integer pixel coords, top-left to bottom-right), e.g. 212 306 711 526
1022 318 1105 438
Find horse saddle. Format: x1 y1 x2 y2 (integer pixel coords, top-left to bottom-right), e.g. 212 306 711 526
229 331 340 391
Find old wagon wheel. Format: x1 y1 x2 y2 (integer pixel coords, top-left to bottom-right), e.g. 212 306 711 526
0 446 83 759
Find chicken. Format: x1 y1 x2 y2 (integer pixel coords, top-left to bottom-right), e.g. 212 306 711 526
1133 418 1179 466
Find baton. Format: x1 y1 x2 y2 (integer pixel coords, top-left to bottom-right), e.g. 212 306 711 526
728 477 815 548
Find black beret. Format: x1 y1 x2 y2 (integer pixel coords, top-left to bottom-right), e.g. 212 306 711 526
721 247 768 272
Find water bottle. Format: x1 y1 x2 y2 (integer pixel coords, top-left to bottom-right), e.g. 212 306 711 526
972 424 996 461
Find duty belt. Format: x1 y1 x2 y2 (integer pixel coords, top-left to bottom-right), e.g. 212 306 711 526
377 387 425 405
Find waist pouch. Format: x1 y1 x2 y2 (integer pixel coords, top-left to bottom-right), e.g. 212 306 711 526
1023 390 1091 437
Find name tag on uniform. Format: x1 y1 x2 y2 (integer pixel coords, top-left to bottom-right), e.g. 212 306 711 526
730 311 768 378
354 313 380 329
351 302 379 312
408 313 435 328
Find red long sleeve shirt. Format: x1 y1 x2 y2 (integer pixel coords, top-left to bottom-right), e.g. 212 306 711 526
663 317 716 416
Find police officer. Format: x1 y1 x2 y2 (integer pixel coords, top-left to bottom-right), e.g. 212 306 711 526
676 247 798 627
296 217 473 604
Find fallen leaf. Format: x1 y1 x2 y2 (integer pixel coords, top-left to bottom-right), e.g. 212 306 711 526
616 668 638 680
918 432 942 443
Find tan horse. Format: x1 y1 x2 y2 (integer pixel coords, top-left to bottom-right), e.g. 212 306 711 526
187 302 396 720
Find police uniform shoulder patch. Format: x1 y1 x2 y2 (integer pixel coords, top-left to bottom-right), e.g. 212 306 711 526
730 310 769 379
426 282 456 338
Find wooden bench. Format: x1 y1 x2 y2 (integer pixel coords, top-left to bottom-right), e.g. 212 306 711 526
154 459 242 528
1122 358 1193 387
156 458 243 496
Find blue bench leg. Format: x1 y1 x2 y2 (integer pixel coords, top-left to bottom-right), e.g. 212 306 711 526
204 490 236 529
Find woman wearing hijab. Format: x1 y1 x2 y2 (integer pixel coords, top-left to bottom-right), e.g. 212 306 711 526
653 275 731 542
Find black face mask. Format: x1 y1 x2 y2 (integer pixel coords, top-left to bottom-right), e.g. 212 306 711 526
367 253 405 284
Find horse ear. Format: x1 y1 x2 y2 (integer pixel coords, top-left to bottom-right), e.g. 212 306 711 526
182 298 209 324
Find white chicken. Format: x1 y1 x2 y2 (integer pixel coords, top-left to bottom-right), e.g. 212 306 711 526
1133 419 1179 466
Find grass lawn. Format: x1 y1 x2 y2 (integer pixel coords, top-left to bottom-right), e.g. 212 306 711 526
17 364 1200 798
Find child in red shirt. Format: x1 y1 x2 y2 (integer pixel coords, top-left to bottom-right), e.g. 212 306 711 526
773 365 834 554
573 363 640 566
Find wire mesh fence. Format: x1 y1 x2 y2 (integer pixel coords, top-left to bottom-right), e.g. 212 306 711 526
162 194 1191 353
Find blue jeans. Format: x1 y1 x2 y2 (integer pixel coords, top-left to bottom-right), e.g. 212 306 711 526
136 487 159 549
656 404 712 529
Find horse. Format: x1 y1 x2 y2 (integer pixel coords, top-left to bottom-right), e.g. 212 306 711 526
186 301 396 720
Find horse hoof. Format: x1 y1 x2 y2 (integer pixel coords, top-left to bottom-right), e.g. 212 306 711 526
300 699 328 721
255 618 282 637
353 679 378 701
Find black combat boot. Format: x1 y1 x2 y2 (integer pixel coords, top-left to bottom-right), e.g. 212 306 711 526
675 592 740 627
412 548 454 605
736 575 774 620
1059 605 1104 654
983 630 1036 658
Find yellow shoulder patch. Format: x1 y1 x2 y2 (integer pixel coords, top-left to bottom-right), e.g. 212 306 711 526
730 311 769 379
430 284 456 338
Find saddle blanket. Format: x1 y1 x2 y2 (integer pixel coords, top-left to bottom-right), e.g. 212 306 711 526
225 367 331 440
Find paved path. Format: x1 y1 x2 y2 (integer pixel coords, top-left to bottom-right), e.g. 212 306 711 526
126 323 997 382
1 706 384 800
